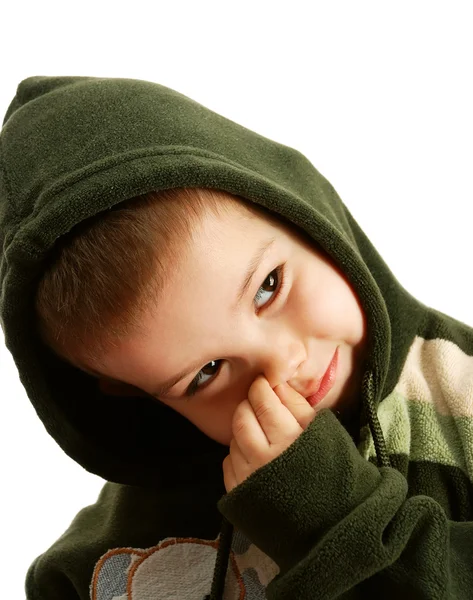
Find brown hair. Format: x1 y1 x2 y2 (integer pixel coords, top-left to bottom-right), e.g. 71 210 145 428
35 187 261 376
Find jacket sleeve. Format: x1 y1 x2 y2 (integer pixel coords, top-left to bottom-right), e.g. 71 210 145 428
217 408 473 599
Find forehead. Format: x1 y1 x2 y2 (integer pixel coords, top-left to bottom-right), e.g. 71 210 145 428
199 198 311 252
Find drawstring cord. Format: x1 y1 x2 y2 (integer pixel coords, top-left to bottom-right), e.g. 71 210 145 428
207 516 234 600
362 370 391 469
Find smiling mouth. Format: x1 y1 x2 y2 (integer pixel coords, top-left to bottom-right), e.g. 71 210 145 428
306 347 339 407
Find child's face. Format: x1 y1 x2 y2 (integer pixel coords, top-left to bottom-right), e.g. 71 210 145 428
88 202 368 446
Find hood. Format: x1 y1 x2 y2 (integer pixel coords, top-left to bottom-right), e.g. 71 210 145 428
0 75 425 488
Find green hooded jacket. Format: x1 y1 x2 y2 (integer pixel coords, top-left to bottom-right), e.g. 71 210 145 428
1 75 473 600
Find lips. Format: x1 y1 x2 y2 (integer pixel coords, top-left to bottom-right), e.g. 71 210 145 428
306 346 339 407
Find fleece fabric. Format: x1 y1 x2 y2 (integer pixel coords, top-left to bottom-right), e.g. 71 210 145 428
1 75 473 599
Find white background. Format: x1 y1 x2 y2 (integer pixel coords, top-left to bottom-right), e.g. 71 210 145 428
1 1 472 597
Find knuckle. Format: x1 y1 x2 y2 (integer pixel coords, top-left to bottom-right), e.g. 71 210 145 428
231 405 247 437
232 419 245 438
253 401 273 421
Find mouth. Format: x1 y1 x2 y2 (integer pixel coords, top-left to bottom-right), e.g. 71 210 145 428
306 346 339 407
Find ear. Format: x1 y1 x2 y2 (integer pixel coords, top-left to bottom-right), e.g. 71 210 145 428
98 378 152 398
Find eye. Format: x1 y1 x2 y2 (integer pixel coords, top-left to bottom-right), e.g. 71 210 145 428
253 264 285 311
185 263 287 397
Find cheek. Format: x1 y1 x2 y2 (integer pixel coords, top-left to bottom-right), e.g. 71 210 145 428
326 280 366 346
174 398 237 446
299 267 364 343
196 412 233 446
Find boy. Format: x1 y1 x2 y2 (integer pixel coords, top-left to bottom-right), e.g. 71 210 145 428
1 75 473 599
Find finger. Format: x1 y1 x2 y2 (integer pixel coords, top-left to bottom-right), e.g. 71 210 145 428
222 454 238 493
274 382 316 430
247 376 302 444
229 437 254 483
232 399 269 457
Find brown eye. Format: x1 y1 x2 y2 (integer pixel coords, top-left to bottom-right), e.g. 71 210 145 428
253 265 283 309
186 360 222 397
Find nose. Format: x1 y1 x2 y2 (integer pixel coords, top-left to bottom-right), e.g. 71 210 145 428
259 340 306 390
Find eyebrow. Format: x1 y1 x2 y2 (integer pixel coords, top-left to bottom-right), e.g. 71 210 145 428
152 236 277 397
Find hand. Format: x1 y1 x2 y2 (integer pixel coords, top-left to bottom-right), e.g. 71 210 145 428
223 376 316 493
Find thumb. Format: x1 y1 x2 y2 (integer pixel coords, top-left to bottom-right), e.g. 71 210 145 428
273 382 316 430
